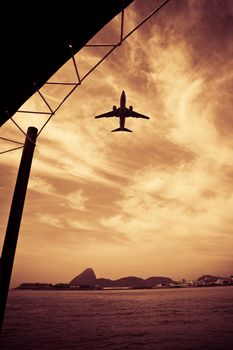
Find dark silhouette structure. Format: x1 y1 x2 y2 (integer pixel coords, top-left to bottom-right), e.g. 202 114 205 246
0 1 134 127
95 90 150 132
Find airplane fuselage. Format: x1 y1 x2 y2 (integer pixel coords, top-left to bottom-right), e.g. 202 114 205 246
120 90 126 108
119 90 126 128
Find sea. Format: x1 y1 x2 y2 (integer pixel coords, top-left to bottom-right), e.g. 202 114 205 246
0 286 233 350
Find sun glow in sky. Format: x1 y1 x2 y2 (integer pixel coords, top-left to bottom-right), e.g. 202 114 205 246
1 0 233 287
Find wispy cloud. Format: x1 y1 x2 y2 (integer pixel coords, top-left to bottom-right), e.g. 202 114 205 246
1 0 233 285
65 190 88 211
39 214 64 229
28 176 57 196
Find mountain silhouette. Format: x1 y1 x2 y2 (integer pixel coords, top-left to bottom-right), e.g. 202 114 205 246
69 268 176 288
69 268 97 286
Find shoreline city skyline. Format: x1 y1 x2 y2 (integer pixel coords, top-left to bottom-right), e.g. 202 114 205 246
15 267 233 290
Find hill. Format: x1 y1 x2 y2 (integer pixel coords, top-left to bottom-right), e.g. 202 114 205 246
69 268 176 288
69 268 96 286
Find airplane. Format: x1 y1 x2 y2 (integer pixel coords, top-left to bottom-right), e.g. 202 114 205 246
95 90 150 132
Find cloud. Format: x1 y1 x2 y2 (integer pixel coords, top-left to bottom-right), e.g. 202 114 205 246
65 190 88 210
39 214 64 229
68 218 94 231
101 157 233 252
28 176 57 195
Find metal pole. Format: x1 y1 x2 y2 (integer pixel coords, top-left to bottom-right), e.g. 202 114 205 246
0 126 37 333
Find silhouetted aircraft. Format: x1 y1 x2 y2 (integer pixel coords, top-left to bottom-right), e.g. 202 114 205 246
95 90 150 132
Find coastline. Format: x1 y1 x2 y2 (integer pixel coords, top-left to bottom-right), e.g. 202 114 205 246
13 283 233 291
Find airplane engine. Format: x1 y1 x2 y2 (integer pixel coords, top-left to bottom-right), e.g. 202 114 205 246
113 105 117 111
129 106 133 112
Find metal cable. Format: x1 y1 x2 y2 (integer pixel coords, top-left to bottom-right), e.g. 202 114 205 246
0 137 24 145
0 146 24 155
10 118 36 146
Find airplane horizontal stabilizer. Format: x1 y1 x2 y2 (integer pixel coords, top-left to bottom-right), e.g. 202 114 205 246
111 127 132 132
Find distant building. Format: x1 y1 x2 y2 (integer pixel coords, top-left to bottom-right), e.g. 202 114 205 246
16 283 53 290
53 283 70 289
216 278 232 286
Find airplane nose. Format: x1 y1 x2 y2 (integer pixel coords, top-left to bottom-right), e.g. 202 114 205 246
121 90 126 99
120 90 126 105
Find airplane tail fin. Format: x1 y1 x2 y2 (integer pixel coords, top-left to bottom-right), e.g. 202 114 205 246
111 127 132 132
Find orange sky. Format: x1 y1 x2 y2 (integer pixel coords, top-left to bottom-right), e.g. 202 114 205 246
1 0 233 287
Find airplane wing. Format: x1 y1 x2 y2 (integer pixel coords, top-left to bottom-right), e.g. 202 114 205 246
130 110 150 119
95 110 116 118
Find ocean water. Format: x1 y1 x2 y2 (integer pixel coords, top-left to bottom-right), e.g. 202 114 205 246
0 286 233 350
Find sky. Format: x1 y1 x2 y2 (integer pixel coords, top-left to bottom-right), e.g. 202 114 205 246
0 0 233 287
